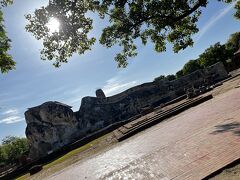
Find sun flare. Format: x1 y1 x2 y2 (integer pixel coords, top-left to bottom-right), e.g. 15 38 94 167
47 18 60 33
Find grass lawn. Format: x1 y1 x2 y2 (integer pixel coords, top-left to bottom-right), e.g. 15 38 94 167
17 133 115 180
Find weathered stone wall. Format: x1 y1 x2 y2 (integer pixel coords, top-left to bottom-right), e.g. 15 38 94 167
172 62 228 89
25 62 228 159
77 86 176 133
25 102 81 158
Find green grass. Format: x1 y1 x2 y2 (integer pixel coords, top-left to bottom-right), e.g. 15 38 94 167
44 141 93 168
17 133 111 180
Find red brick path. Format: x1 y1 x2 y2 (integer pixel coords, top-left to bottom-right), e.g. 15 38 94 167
49 88 240 180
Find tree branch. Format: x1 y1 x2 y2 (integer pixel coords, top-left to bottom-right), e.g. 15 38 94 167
128 0 207 32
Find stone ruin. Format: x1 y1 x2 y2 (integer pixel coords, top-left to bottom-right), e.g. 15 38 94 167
25 62 228 159
96 89 106 98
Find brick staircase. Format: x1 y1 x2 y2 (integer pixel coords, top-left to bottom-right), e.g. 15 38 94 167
114 94 213 141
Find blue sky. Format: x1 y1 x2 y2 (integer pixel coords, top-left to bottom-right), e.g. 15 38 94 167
0 0 239 141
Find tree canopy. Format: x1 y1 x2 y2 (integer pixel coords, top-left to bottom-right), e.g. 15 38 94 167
176 70 184 78
198 42 232 67
0 1 239 73
0 0 15 73
154 74 176 82
25 0 240 68
182 59 202 75
225 31 240 53
0 136 29 165
154 31 240 81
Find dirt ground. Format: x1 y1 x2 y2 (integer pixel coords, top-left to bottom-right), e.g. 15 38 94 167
19 74 240 180
210 163 240 180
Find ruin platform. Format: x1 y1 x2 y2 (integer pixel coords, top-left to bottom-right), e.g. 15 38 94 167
113 94 213 141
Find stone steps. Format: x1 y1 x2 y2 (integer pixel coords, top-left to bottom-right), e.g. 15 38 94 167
113 94 213 141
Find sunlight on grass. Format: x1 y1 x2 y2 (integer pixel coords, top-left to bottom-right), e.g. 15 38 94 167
16 133 110 180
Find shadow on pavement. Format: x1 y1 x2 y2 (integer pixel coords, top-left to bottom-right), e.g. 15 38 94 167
211 122 240 136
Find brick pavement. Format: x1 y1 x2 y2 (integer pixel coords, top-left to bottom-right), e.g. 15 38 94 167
48 88 240 180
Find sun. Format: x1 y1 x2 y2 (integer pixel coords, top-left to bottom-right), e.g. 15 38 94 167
47 18 60 33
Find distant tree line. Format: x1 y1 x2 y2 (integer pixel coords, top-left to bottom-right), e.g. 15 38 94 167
154 31 240 82
0 136 29 167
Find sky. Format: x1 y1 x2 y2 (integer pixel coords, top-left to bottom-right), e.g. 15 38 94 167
0 0 239 141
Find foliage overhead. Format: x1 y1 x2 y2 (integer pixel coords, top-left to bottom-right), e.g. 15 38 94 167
25 0 240 68
0 0 12 7
0 0 15 73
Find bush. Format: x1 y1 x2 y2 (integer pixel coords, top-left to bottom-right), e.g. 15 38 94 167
0 136 29 165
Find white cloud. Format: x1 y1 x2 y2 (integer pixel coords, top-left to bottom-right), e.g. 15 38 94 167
0 108 24 124
103 77 138 96
195 2 237 41
0 116 24 124
1 109 18 115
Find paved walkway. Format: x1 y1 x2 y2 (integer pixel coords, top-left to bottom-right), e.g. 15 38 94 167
48 88 240 180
